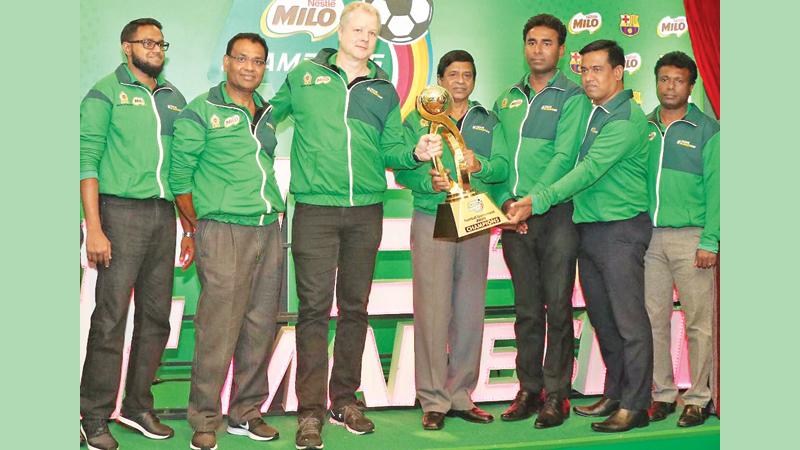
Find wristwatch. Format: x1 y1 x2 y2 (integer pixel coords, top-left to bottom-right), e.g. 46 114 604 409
183 231 195 238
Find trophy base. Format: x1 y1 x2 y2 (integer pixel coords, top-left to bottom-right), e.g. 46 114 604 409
433 191 508 239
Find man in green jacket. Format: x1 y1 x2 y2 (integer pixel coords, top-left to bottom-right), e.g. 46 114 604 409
643 51 719 428
492 14 591 429
80 18 190 450
170 33 284 450
270 3 441 449
395 50 508 431
509 40 653 433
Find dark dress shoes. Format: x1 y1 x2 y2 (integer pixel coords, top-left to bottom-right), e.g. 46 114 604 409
573 397 621 417
677 405 708 427
647 401 677 422
534 396 570 429
422 412 445 430
447 406 494 423
501 390 543 421
591 408 649 432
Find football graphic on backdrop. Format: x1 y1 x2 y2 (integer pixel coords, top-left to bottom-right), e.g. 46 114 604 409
367 0 433 44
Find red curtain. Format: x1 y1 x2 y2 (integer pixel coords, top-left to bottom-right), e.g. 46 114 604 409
684 0 720 118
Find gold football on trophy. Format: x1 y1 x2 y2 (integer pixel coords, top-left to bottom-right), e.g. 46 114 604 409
418 85 452 116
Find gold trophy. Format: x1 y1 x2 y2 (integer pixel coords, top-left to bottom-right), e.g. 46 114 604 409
416 85 508 239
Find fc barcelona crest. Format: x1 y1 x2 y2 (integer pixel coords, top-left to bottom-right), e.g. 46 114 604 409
619 14 640 37
569 52 582 75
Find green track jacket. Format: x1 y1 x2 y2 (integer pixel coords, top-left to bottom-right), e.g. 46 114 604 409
492 71 591 205
532 89 649 223
394 101 509 215
271 48 420 207
647 104 720 252
80 63 186 200
169 82 285 227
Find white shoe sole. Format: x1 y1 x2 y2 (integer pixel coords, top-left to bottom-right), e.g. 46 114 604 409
116 415 172 440
295 442 324 450
226 425 277 441
80 425 117 450
328 416 373 435
189 441 218 450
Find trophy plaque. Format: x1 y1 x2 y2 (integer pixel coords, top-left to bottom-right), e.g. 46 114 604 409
416 85 508 239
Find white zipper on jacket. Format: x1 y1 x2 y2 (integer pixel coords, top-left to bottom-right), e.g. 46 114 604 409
309 60 391 207
210 101 274 225
649 117 696 226
121 83 171 198
509 85 563 197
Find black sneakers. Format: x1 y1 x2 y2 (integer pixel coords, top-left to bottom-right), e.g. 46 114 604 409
190 431 217 450
329 402 375 434
80 419 119 450
116 411 174 439
227 417 280 441
295 417 324 449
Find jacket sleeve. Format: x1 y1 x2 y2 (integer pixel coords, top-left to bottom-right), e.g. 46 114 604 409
531 94 592 193
270 76 294 125
168 106 208 195
79 86 113 180
393 117 435 193
381 104 419 170
491 97 515 206
472 120 510 184
698 131 720 253
532 119 638 215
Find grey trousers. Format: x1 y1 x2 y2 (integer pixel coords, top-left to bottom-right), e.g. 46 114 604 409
410 211 489 413
81 195 176 420
188 219 283 431
645 227 714 407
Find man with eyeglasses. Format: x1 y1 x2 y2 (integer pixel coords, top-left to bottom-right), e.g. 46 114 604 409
80 17 190 450
270 3 441 449
644 51 719 428
169 32 284 450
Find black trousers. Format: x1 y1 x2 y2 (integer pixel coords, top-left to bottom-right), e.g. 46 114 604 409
577 212 653 410
80 195 175 419
292 203 383 420
502 202 578 398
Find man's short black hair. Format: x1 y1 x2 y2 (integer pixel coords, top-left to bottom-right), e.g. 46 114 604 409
226 33 269 58
120 18 162 43
579 39 625 69
654 51 698 85
522 14 567 45
437 50 476 79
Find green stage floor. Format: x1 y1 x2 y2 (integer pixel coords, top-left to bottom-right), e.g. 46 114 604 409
98 398 719 450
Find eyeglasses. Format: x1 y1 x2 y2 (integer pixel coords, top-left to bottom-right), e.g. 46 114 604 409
127 39 170 51
226 54 266 67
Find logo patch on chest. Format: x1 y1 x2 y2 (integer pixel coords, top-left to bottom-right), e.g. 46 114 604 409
500 98 508 109
590 127 599 134
132 97 145 106
315 75 331 85
471 125 490 134
119 92 129 104
224 115 241 128
676 139 696 149
367 86 384 99
167 104 182 112
540 105 559 112
210 114 221 129
303 72 312 86
509 99 524 109
648 131 657 141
